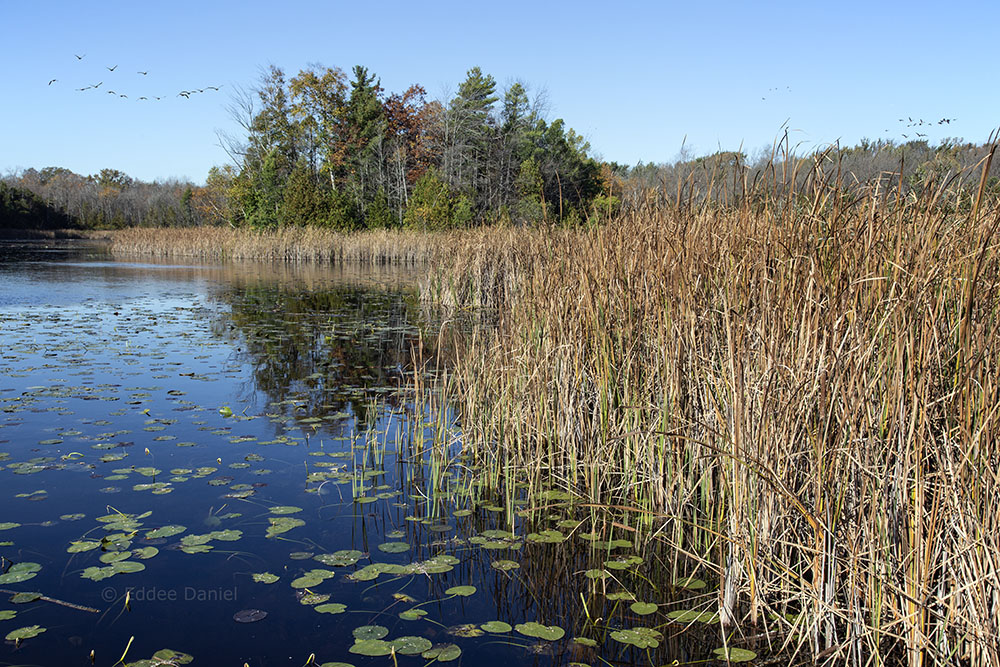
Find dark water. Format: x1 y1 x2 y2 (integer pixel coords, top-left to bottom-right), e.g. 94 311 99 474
0 242 726 667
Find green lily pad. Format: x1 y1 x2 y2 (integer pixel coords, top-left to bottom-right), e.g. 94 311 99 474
515 622 565 641
0 563 41 585
444 585 476 597
0 523 20 531
421 643 461 661
675 576 707 590
5 625 46 641
0 610 14 620
389 636 433 655
314 603 347 614
480 621 512 633
299 593 330 605
399 608 427 621
9 592 41 604
610 627 662 649
268 505 302 514
314 550 364 567
630 602 658 615
349 639 392 657
146 525 186 539
150 649 194 665
266 516 305 537
491 559 520 571
377 541 409 553
252 573 279 584
352 625 389 640
713 648 757 662
573 636 598 647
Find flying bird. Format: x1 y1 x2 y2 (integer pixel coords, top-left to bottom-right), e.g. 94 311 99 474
93 81 102 88
138 96 147 100
74 53 85 60
106 64 118 71
48 79 57 85
119 94 127 98
107 90 116 94
137 71 148 75
205 85 221 91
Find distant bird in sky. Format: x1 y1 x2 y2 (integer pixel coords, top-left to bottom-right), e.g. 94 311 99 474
205 85 221 91
76 85 89 91
137 71 148 75
916 132 927 137
48 79 57 85
153 96 162 100
93 81 102 88
74 53 85 60
106 64 118 72
137 96 147 100
107 90 116 94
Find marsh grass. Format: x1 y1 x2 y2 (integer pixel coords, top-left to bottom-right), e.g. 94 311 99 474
426 145 1000 665
105 226 457 264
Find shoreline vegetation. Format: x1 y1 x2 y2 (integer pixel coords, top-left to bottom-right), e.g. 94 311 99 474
79 146 1000 665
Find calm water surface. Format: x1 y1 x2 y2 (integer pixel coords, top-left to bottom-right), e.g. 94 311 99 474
0 242 719 667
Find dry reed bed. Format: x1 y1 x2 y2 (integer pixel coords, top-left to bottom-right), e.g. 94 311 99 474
430 185 1000 665
105 226 460 264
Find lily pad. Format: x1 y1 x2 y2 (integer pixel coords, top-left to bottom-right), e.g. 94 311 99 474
675 576 707 590
713 648 757 662
150 649 194 665
377 541 409 553
352 625 389 640
0 610 16 620
314 603 347 614
480 621 512 633
0 523 20 531
610 627 662 649
515 622 565 641
349 639 392 657
0 563 41 585
314 550 363 567
389 636 433 655
9 592 41 604
444 585 476 597
491 559 520 571
630 601 658 615
5 625 45 641
421 643 461 661
252 573 279 584
233 609 267 623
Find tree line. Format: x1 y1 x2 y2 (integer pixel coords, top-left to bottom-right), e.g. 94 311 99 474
215 64 606 229
3 63 999 231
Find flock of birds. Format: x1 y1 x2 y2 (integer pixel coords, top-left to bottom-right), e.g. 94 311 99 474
893 117 957 139
46 53 222 102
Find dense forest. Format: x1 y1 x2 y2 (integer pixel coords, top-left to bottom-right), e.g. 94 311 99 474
2 63 999 232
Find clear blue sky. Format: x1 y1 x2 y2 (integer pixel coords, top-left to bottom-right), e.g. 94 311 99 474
2 0 997 184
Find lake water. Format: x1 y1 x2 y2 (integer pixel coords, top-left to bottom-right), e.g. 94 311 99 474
0 242 722 667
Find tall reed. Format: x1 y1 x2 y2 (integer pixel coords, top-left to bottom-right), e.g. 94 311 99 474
429 148 1000 665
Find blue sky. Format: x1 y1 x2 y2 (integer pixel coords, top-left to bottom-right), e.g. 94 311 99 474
2 0 997 184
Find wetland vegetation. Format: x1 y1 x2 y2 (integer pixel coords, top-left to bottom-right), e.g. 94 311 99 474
3 61 1000 667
